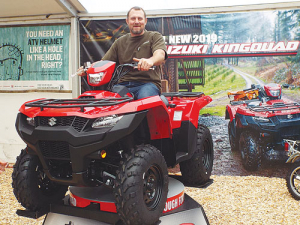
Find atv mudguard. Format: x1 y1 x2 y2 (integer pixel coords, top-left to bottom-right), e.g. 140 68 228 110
140 96 172 140
235 113 251 128
225 105 236 121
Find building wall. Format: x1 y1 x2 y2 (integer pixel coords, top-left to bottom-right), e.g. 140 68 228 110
0 92 72 162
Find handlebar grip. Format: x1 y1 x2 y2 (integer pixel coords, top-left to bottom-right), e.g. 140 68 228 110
131 63 156 70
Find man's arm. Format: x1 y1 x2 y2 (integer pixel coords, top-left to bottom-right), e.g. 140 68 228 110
150 49 166 66
133 49 166 71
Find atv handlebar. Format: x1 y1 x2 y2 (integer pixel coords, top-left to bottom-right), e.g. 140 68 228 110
107 63 155 91
72 62 156 78
71 62 91 78
117 62 156 71
242 84 261 92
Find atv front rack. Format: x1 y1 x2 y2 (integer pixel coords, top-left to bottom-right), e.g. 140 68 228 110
230 99 261 105
25 97 133 112
248 102 300 113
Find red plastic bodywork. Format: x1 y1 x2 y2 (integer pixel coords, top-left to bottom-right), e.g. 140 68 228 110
264 83 282 98
226 97 300 122
86 61 116 86
19 91 212 141
20 60 212 141
70 192 117 213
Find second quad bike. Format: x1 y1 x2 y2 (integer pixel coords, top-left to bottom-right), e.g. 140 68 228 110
12 60 214 225
226 83 300 171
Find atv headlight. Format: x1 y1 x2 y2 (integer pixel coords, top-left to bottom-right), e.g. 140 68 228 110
26 117 35 126
92 115 123 128
253 117 270 123
88 73 104 85
269 89 280 97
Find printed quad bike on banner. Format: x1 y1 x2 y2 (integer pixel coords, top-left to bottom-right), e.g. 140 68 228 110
12 61 214 225
225 83 300 171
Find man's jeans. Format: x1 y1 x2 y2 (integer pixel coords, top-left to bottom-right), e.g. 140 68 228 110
115 81 160 99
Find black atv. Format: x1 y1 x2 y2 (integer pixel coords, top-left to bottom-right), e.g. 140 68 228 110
226 83 300 171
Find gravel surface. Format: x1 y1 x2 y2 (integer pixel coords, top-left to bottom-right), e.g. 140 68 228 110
0 116 298 225
186 116 297 225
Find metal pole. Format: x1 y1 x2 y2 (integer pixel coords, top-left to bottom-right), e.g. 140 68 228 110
70 17 80 97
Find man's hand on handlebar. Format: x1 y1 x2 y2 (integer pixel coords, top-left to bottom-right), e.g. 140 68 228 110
133 57 154 71
77 66 86 77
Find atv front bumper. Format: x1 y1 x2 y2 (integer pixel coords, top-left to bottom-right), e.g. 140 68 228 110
264 147 289 161
16 111 147 186
236 113 300 162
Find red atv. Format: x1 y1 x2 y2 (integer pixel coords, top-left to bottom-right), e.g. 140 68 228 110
12 61 214 225
226 83 300 171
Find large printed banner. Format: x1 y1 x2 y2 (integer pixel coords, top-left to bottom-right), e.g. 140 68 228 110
80 10 300 62
80 9 300 91
166 37 299 58
0 25 70 91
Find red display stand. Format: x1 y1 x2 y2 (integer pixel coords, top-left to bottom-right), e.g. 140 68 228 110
43 177 209 225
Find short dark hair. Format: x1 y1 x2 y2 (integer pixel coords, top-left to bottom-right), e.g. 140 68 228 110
127 6 146 19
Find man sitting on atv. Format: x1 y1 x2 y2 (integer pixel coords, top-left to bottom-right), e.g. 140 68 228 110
78 6 168 99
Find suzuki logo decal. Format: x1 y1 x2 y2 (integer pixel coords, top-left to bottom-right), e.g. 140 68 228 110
48 117 57 126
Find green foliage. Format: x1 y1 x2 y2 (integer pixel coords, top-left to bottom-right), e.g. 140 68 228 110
195 64 245 96
193 63 246 117
274 63 300 83
231 74 236 83
200 105 226 117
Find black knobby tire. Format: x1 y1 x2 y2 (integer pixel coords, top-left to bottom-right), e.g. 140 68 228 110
114 144 168 225
179 124 214 185
239 131 262 171
228 121 238 152
12 149 68 211
286 162 300 200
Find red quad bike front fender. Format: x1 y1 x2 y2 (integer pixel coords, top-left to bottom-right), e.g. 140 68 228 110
225 104 238 122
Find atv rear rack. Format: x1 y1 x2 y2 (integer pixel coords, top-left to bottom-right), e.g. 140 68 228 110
162 92 204 100
248 102 300 113
25 97 133 112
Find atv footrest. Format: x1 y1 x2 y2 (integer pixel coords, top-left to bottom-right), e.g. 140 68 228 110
176 152 188 162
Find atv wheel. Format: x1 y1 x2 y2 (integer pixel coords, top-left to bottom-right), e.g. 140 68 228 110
286 162 300 200
114 144 168 225
239 131 261 171
180 124 214 185
12 149 68 211
228 121 238 152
